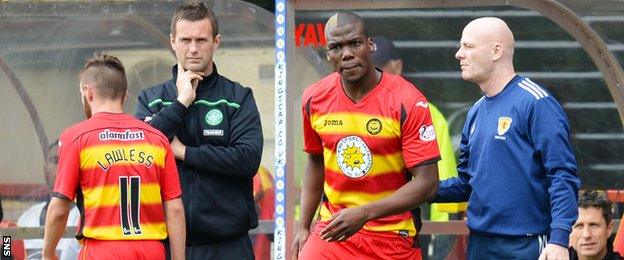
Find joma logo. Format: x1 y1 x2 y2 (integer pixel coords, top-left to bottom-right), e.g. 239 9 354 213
324 119 343 126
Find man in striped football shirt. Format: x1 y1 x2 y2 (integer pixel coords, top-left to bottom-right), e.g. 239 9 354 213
42 53 186 260
292 12 441 260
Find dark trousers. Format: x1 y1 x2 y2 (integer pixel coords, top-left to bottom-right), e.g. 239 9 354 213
467 231 546 260
166 233 255 260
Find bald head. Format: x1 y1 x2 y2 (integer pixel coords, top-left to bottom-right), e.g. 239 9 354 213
325 12 368 39
464 17 515 59
455 17 517 91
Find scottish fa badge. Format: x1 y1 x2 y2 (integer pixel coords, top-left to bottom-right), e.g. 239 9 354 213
497 116 512 136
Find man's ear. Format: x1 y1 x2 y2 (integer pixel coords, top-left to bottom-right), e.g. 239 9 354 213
213 34 222 49
84 84 95 101
395 59 404 74
608 220 614 234
170 33 176 52
492 42 504 61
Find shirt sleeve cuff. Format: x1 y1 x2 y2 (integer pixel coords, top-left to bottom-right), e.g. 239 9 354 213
51 191 73 201
303 147 323 154
173 99 190 113
548 227 570 247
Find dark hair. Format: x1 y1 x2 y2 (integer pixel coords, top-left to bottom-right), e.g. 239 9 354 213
80 52 127 100
171 1 219 38
372 36 400 67
578 189 612 223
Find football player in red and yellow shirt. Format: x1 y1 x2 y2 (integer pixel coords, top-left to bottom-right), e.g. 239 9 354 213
252 166 274 260
292 12 441 260
43 54 185 260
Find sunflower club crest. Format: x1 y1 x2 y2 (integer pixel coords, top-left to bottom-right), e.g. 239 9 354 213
336 136 372 178
497 116 512 136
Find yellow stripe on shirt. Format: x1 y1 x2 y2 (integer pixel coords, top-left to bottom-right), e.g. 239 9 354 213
310 112 401 138
319 203 417 236
323 147 405 177
323 183 394 208
82 223 167 240
364 218 417 236
82 183 163 209
80 143 166 170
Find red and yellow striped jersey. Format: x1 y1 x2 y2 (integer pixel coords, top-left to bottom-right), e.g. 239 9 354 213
253 167 274 221
54 112 181 241
302 72 440 237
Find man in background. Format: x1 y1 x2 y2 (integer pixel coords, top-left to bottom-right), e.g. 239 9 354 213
252 166 274 260
18 140 80 260
612 196 624 255
372 35 465 258
569 190 622 260
135 2 263 259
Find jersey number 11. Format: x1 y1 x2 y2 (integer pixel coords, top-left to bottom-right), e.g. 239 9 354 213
119 176 142 236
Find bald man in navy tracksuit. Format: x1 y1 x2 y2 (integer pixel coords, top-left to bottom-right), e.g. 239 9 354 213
433 17 579 260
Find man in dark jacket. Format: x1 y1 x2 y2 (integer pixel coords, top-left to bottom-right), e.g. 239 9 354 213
135 1 263 259
569 190 624 260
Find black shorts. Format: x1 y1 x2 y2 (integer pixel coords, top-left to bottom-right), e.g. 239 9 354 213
166 233 254 260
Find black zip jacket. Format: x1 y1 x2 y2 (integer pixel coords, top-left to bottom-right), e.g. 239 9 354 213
135 64 263 244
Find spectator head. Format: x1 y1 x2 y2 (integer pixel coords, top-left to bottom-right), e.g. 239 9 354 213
570 189 613 259
372 36 403 75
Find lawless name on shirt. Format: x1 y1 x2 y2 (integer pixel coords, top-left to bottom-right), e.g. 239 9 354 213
97 148 154 171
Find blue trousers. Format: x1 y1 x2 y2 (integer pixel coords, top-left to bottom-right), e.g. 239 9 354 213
468 231 547 260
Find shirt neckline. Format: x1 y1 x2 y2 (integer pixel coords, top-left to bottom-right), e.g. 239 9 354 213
336 70 388 109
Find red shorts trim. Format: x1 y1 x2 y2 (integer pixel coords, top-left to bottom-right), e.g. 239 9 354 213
298 221 421 260
79 239 165 260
